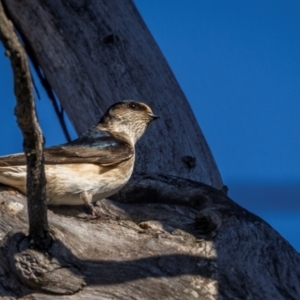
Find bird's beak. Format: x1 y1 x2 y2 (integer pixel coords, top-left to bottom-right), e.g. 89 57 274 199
147 112 160 120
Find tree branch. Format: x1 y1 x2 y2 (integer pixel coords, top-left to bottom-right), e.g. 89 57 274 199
0 0 51 250
12 15 72 143
28 57 72 143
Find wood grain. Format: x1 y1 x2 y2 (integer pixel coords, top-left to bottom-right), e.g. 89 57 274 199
0 175 299 299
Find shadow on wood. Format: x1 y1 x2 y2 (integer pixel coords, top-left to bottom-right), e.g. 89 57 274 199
0 174 299 299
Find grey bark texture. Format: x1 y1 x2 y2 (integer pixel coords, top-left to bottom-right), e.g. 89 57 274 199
0 0 50 250
0 175 300 299
3 0 223 190
1 0 300 299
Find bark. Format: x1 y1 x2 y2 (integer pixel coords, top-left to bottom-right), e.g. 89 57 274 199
1 0 300 299
0 1 50 250
2 0 223 190
0 176 299 299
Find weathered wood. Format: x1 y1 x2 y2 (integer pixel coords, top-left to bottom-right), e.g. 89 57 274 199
1 1 300 299
0 176 299 299
0 0 50 250
3 0 223 189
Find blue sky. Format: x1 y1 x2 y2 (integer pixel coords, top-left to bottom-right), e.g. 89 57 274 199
0 1 299 250
134 0 300 184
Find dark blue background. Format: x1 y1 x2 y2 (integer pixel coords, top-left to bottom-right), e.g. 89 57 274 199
0 1 299 250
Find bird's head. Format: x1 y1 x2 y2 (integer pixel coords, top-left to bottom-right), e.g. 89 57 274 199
99 100 159 144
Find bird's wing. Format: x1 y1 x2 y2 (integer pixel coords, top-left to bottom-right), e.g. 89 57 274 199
0 153 26 166
45 133 134 165
0 130 134 167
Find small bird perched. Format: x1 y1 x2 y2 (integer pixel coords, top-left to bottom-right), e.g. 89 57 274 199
0 100 159 216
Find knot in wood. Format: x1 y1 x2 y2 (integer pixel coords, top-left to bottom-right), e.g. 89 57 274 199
181 155 196 169
8 233 85 295
195 208 222 235
103 34 119 45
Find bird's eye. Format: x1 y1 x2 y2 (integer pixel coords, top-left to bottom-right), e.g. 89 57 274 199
129 102 137 109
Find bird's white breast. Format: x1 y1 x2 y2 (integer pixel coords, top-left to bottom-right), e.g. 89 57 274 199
0 158 134 206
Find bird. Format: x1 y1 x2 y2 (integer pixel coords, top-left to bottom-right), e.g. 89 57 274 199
0 100 159 216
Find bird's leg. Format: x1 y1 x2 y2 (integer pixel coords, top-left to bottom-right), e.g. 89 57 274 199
80 191 100 218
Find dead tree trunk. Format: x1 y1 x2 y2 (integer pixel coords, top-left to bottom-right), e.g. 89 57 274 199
0 0 300 299
0 177 300 299
3 0 223 190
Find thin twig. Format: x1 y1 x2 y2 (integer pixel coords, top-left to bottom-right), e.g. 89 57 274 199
28 59 72 142
31 71 41 100
0 0 51 250
37 71 72 142
8 18 72 142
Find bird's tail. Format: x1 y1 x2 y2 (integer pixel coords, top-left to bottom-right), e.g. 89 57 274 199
0 166 27 194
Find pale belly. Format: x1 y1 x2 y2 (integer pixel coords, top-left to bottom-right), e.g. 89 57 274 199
0 161 134 206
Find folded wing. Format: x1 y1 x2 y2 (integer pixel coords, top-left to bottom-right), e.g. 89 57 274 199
0 129 134 166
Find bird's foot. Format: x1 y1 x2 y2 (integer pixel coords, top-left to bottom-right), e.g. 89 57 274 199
84 204 110 220
84 205 101 219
